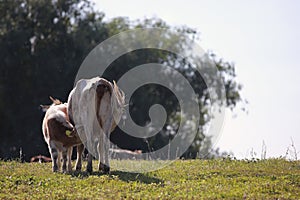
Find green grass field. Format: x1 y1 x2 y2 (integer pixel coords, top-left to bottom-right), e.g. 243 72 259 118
0 159 299 199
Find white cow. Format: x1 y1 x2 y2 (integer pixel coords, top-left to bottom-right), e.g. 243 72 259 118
41 97 83 172
68 77 125 173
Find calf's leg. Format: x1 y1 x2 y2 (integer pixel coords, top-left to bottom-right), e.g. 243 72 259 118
67 147 72 172
57 151 62 171
49 141 59 172
62 147 69 173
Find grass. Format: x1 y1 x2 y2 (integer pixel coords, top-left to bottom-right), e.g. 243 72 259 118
0 159 299 199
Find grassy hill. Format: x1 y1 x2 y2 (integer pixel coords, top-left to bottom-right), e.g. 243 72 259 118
0 159 299 199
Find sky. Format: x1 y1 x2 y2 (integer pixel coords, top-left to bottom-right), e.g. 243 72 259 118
92 0 300 159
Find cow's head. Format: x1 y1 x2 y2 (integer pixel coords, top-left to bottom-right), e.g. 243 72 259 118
40 96 62 112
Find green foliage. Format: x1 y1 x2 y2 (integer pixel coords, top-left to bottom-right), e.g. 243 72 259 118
0 0 243 160
0 0 107 159
0 159 299 199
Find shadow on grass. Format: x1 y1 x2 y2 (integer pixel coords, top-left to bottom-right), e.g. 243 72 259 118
111 170 162 184
69 170 162 184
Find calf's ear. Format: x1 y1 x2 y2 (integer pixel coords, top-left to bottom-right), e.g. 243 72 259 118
40 105 50 112
49 96 61 105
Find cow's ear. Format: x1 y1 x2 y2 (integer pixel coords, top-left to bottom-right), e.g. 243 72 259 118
49 96 61 105
40 105 50 112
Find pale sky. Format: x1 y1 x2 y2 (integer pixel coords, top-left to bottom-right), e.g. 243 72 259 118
92 0 300 159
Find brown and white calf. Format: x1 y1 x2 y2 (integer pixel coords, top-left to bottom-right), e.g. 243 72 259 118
41 97 84 172
68 77 125 173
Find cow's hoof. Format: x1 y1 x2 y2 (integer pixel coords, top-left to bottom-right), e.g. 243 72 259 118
99 163 110 174
86 165 93 174
52 166 58 172
75 166 82 171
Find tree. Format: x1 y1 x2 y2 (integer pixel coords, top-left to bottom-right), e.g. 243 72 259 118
0 0 243 160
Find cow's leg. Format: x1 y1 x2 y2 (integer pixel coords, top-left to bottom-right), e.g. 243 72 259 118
49 141 59 172
97 141 104 172
97 134 103 172
100 115 113 174
103 133 110 173
86 153 93 173
67 147 72 172
98 132 110 173
75 144 84 171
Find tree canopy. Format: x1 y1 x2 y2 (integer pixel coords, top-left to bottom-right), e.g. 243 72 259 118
0 0 242 160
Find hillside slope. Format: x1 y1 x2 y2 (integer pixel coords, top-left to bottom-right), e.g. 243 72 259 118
0 159 299 199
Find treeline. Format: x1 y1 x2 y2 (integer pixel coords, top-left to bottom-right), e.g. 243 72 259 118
0 0 241 160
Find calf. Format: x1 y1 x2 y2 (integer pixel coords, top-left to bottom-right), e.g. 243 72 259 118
41 97 84 172
68 77 125 173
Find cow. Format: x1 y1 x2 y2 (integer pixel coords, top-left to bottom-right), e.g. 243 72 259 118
30 155 52 163
41 97 84 172
110 148 143 160
68 77 125 173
